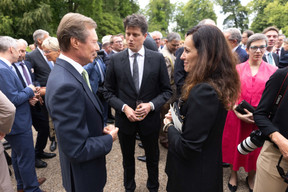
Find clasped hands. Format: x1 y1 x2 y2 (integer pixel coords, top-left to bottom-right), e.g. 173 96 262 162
124 103 151 122
28 85 44 106
103 124 119 141
233 105 254 124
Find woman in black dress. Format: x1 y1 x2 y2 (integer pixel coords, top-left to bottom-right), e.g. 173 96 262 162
164 25 240 192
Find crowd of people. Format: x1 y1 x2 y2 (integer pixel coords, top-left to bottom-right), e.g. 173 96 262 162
1 12 288 192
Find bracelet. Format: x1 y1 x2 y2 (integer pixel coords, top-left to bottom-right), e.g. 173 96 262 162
163 122 173 133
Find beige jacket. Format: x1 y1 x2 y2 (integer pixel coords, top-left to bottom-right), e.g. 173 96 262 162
0 91 15 153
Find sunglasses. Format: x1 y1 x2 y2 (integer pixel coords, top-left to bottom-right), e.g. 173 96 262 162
276 155 288 183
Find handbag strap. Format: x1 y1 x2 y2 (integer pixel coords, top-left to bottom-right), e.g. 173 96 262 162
271 71 288 116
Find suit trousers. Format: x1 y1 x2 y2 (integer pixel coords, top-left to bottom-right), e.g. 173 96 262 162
5 130 41 192
31 103 50 156
254 141 288 192
118 129 159 192
0 144 13 192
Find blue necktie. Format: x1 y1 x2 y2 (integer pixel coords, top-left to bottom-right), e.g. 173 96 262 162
268 53 274 65
47 61 54 69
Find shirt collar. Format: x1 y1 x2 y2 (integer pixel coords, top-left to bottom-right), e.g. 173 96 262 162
59 54 84 74
0 57 12 67
128 46 145 57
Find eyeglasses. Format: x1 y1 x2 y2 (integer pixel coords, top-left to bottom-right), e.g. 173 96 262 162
153 38 161 41
114 41 123 44
276 155 288 183
249 45 266 52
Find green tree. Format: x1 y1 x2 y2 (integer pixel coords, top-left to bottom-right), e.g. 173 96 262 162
217 0 249 31
173 0 216 37
0 0 52 43
145 0 173 33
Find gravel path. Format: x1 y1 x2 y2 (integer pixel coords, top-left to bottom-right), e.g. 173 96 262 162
5 129 250 192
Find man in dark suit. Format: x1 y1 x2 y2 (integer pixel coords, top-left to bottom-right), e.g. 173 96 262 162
262 26 280 67
25 29 56 168
0 36 44 192
45 13 118 192
224 28 248 63
104 14 172 192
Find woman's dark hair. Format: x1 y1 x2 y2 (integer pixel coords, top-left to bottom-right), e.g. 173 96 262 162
181 25 240 110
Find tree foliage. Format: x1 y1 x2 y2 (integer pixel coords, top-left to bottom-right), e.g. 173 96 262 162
217 0 249 31
145 0 173 34
250 0 288 35
173 0 216 37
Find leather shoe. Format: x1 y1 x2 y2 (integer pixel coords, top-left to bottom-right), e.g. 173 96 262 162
138 143 144 148
37 152 56 159
50 141 57 152
228 180 237 192
137 155 146 162
160 142 169 149
246 176 253 192
38 177 46 186
35 158 47 168
222 162 230 168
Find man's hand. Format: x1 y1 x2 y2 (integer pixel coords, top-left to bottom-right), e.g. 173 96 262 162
103 124 119 141
124 105 139 122
163 109 172 125
135 103 151 121
28 84 36 93
233 105 255 124
29 97 39 106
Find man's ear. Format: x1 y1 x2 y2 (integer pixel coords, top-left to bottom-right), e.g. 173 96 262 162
70 37 79 49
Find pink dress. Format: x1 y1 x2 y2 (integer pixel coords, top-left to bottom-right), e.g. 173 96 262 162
222 60 277 172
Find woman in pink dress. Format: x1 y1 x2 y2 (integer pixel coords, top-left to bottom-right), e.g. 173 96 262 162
222 33 277 192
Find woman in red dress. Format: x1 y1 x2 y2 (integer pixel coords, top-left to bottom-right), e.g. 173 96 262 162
222 33 277 192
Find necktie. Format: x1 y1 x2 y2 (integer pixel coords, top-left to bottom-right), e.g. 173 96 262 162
276 48 280 56
82 69 92 91
132 53 139 93
268 53 274 65
47 61 54 70
20 62 32 85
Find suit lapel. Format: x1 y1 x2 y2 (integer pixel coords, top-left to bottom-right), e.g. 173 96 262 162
58 59 103 117
35 48 51 72
139 48 150 95
0 60 24 89
12 63 26 88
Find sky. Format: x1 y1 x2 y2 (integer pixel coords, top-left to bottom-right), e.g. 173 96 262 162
138 0 252 31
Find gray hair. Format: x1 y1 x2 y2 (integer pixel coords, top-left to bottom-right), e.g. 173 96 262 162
246 33 268 49
166 32 181 42
33 29 49 46
0 36 17 53
124 14 148 35
198 18 216 26
42 37 59 51
225 28 242 44
17 39 28 47
151 31 163 39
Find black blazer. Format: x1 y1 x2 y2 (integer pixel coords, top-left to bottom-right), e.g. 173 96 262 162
254 67 288 139
104 48 172 136
262 52 279 67
165 83 227 192
26 48 51 86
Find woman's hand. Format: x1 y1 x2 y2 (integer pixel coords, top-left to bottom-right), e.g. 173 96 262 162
233 105 255 124
163 109 173 125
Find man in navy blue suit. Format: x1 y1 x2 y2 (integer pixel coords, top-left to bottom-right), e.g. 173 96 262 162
224 28 249 63
0 36 44 192
45 13 118 192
